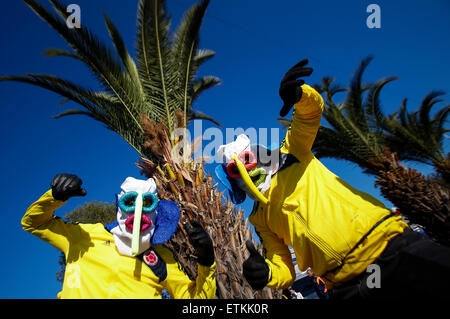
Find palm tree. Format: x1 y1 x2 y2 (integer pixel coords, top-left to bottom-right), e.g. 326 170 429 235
278 56 450 245
383 93 450 184
1 0 220 163
310 56 398 176
2 0 276 298
368 148 450 246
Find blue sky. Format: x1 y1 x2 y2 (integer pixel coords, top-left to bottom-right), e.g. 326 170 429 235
0 0 448 298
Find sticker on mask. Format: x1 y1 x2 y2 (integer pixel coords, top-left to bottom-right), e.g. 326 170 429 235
143 250 158 266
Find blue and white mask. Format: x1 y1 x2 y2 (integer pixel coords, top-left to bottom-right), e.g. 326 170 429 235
106 177 180 256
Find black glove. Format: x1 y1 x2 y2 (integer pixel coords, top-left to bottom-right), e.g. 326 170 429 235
51 173 87 202
184 221 215 267
243 240 270 290
279 59 313 117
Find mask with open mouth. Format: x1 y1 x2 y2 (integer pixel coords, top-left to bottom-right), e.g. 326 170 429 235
215 134 279 204
108 177 180 256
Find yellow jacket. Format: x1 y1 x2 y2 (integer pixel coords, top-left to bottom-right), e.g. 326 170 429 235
249 85 408 290
22 190 216 299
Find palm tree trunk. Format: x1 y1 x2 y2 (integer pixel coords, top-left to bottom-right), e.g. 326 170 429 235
367 149 450 246
434 156 450 187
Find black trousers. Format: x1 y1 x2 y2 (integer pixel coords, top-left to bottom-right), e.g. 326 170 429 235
329 228 450 300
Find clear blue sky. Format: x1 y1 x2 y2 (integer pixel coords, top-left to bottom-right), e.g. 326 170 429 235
0 0 448 298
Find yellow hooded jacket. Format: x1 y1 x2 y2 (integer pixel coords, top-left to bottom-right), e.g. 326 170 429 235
249 85 408 290
22 190 216 299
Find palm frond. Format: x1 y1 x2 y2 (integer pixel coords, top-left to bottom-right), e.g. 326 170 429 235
136 0 174 132
364 76 397 133
419 91 445 130
342 56 374 132
193 49 216 66
6 0 220 162
434 104 450 139
42 47 84 62
0 73 145 155
171 0 210 128
188 109 222 127
103 12 143 99
24 0 145 132
315 76 347 105
190 75 222 104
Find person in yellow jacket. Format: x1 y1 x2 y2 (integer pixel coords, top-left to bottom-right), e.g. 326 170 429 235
22 174 216 299
215 59 450 299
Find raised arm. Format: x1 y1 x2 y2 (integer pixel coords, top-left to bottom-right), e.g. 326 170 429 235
278 60 324 160
21 174 87 254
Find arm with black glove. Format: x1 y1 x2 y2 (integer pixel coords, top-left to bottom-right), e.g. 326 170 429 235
184 221 215 267
158 221 215 299
162 221 216 299
243 240 270 290
22 173 87 253
243 233 296 290
278 59 324 159
51 173 87 202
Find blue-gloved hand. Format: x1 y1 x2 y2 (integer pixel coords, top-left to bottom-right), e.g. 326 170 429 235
279 59 313 117
51 173 87 202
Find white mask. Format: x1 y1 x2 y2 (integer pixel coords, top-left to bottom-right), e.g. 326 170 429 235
110 177 158 256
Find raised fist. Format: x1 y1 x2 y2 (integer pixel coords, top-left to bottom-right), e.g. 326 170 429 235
279 59 313 117
51 173 87 202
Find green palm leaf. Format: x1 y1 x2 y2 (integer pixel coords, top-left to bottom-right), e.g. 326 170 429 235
136 0 174 132
311 57 398 172
384 92 449 167
4 0 220 164
171 0 210 128
310 57 448 182
190 75 222 104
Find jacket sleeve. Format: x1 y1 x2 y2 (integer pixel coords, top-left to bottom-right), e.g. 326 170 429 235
250 208 296 290
155 245 216 299
257 229 296 290
21 189 81 255
280 84 324 159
